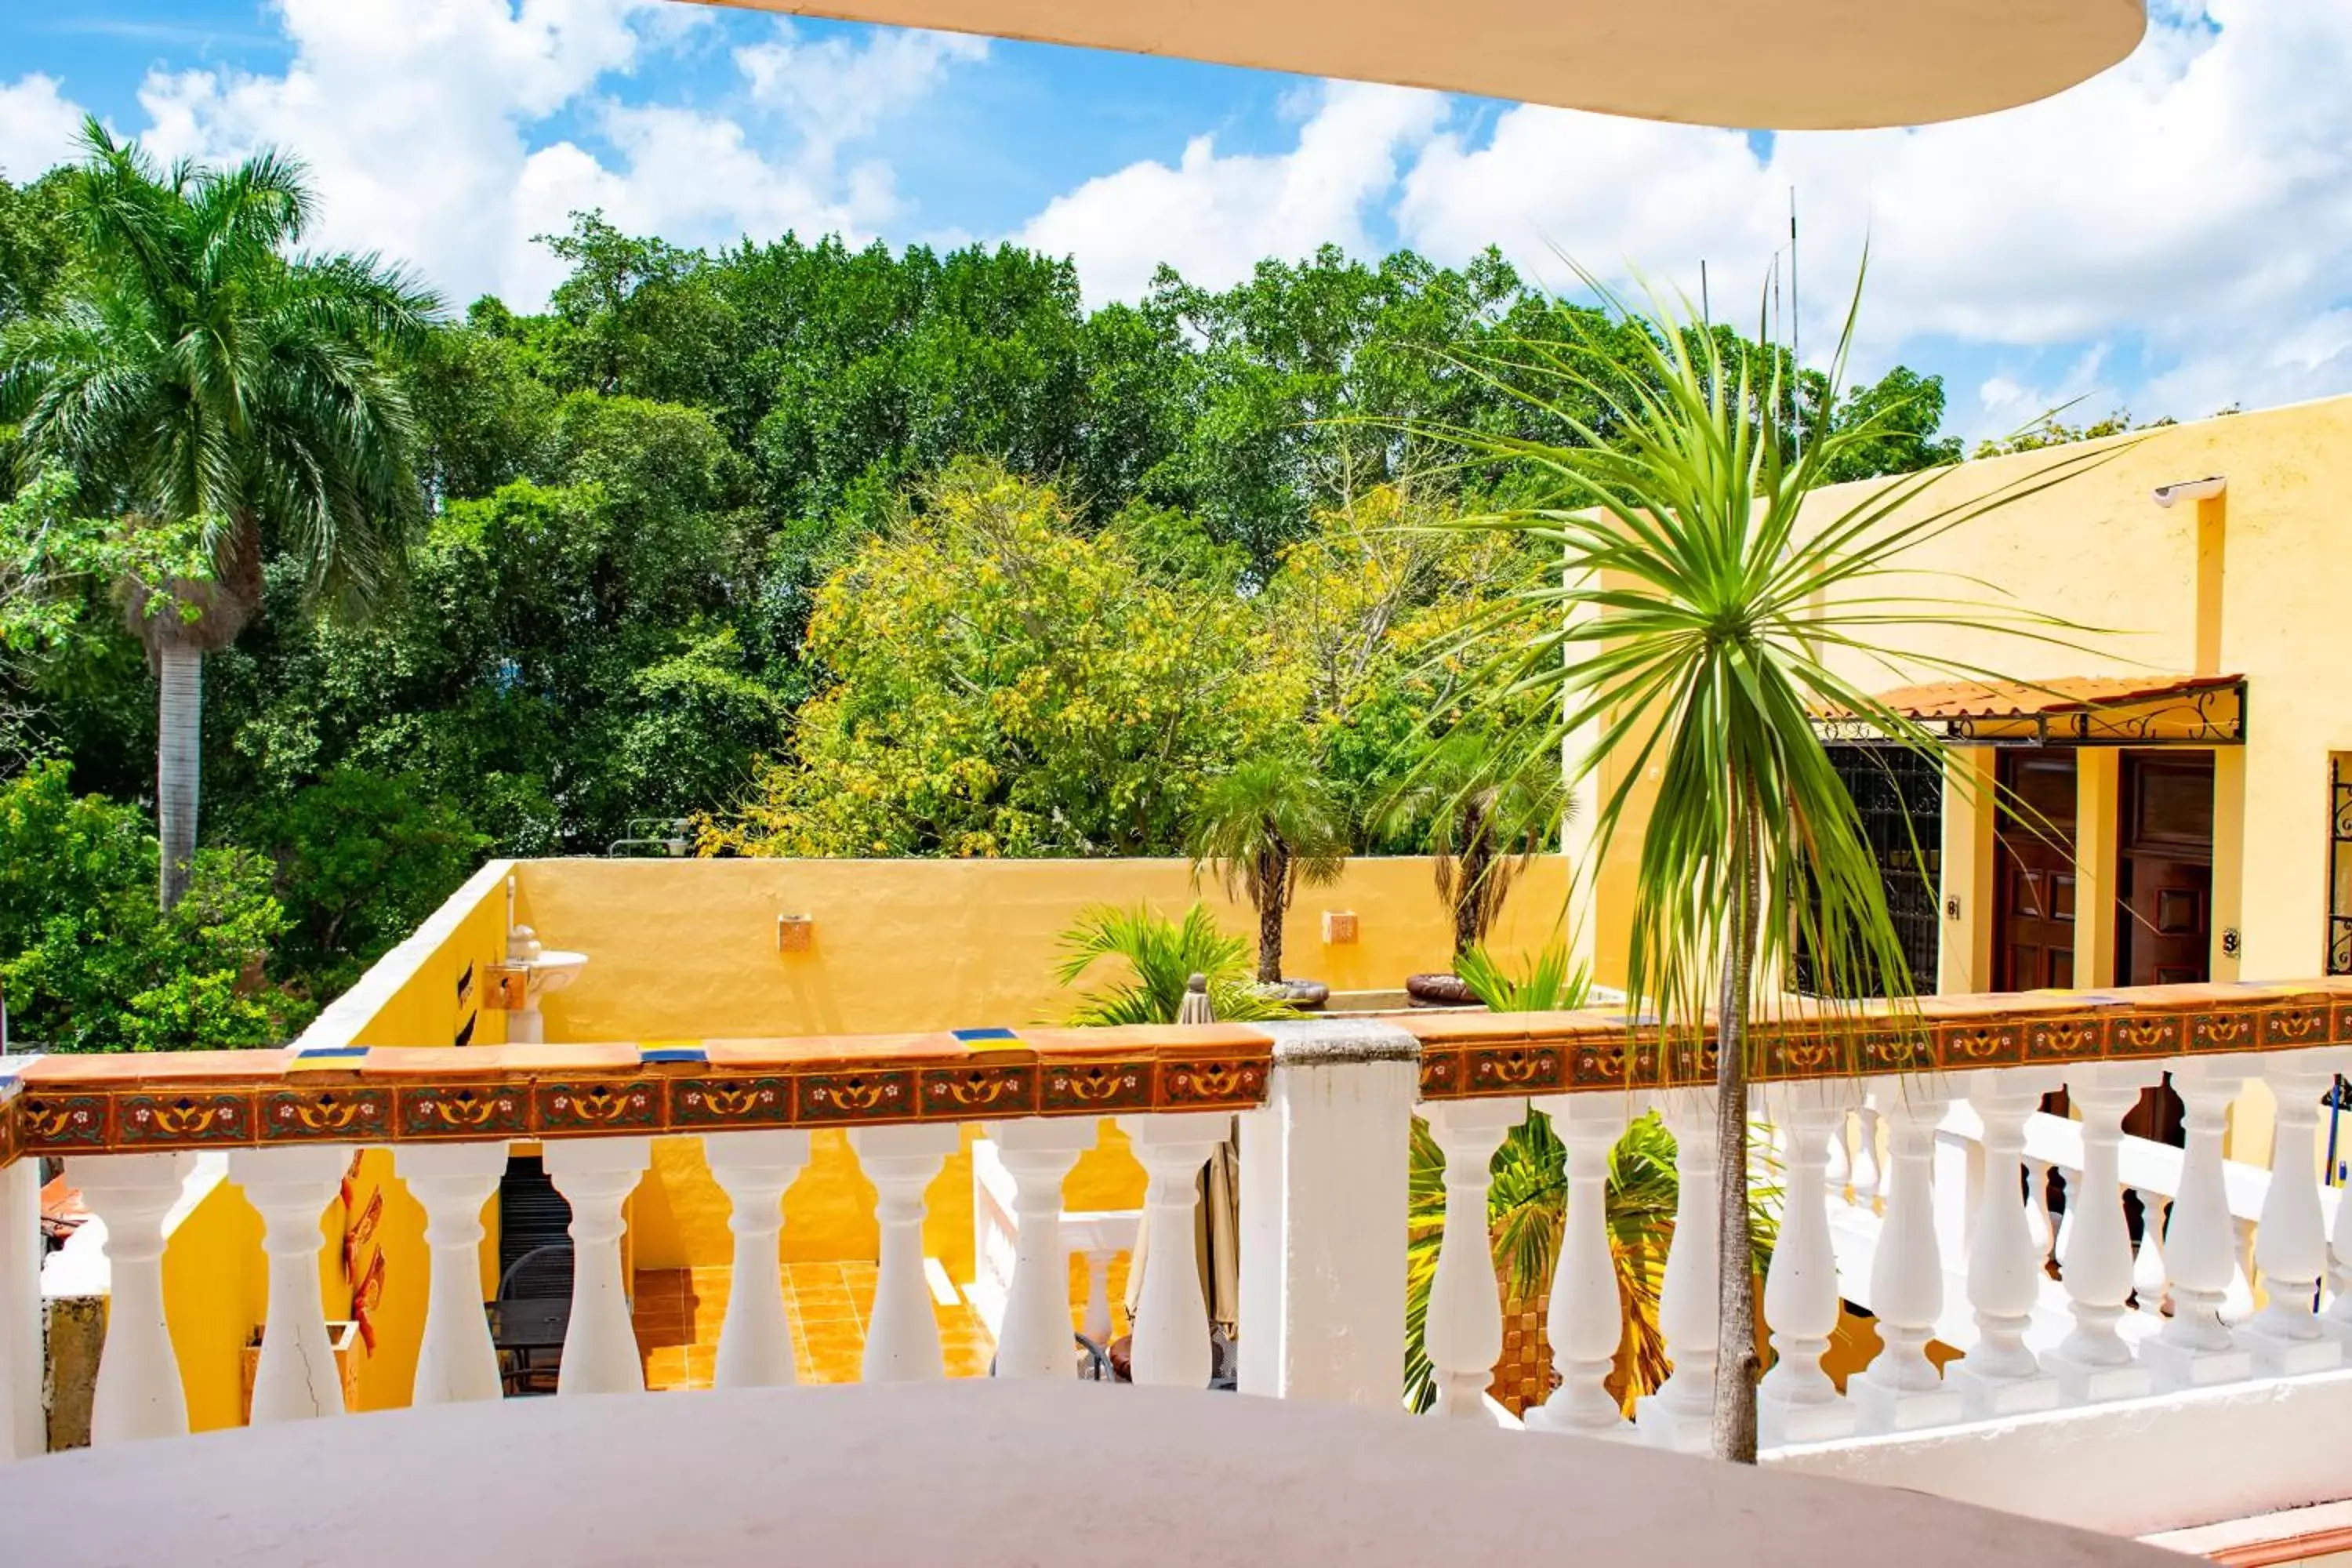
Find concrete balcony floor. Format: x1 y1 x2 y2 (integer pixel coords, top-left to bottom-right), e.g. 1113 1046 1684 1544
6 1381 2183 1568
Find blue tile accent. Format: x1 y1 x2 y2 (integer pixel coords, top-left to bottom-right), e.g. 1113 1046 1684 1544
952 1027 1020 1042
294 1045 370 1059
639 1046 709 1065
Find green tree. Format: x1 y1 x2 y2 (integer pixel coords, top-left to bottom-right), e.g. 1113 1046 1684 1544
1434 273 2097 1461
0 761 310 1050
1185 754 1349 984
0 122 437 906
1054 902 1294 1025
717 462 1301 858
1377 728 1566 956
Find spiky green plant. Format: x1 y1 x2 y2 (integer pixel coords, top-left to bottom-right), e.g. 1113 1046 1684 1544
1423 267 2106 1458
1054 902 1297 1025
1454 941 1588 1013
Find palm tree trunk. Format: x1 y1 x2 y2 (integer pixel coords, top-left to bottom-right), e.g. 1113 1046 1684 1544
156 643 202 910
1257 845 1288 984
1455 811 1492 957
1710 795 1762 1463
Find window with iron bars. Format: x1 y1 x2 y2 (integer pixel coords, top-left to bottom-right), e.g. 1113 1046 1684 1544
1791 745 1945 1000
2330 757 2352 977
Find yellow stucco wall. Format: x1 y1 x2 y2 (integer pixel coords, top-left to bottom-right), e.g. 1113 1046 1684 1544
159 1167 264 1432
1799 394 2352 993
511 854 1570 1042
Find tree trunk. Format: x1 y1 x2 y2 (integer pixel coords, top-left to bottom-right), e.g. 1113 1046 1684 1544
1257 845 1288 984
156 644 203 910
1454 812 1492 958
1710 797 1762 1463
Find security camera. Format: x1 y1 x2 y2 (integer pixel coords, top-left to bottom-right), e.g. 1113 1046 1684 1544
2152 475 2227 507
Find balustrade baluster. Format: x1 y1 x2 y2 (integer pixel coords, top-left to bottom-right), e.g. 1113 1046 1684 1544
397 1142 510 1406
1951 1070 2061 1417
2133 1187 2171 1323
1525 1096 1632 1436
1119 1113 1227 1388
2241 1050 2348 1374
2024 1157 2056 1267
2 1152 38 1461
1851 1103 1883 1210
1758 1086 1856 1445
1827 1106 1853 1198
1853 1080 1959 1432
2328 1114 2352 1345
545 1136 652 1396
706 1130 812 1388
2141 1062 2254 1390
2042 1067 2152 1403
1635 1089 1718 1451
70 1152 192 1443
1421 1101 1517 1421
230 1145 353 1422
851 1123 962 1383
987 1119 1098 1380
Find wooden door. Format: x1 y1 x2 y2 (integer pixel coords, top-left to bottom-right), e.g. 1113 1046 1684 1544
2116 751 2215 1147
1994 752 2078 992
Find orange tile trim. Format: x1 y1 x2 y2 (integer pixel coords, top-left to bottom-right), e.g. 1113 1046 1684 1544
3 978 2349 1161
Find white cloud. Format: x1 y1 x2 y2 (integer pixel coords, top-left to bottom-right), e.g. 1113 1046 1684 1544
1391 0 2352 430
24 0 985 310
0 74 86 182
1016 82 1445 307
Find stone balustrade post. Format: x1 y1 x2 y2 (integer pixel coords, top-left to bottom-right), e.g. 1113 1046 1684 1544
1419 1098 1518 1421
544 1136 652 1396
2142 1059 2255 1391
1526 1094 1635 1438
2042 1065 2153 1403
1758 1082 1857 1445
1951 1068 2062 1418
986 1118 1098 1380
1120 1112 1229 1388
850 1123 961 1383
229 1145 354 1422
396 1142 510 1406
1236 1021 1419 1408
1 1150 42 1460
706 1129 813 1389
2241 1049 2349 1375
1853 1076 1960 1432
69 1152 192 1443
1635 1087 1719 1452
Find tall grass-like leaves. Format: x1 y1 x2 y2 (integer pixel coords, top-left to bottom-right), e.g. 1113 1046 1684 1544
1054 903 1296 1025
1422 267 2110 1460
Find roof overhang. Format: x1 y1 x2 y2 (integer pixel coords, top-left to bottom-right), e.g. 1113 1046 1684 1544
1814 674 2246 749
673 0 2147 131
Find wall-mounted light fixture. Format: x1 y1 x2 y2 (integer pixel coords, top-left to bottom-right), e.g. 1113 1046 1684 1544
2152 474 2227 507
778 914 815 953
1321 910 1359 946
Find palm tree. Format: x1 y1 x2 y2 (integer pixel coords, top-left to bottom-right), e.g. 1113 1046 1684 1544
1378 728 1566 956
1429 272 2101 1460
1185 753 1348 984
0 122 437 907
1054 902 1295 1025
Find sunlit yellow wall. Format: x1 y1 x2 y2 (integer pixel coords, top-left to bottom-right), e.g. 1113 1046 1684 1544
1798 395 2352 995
300 858 515 1053
510 855 1568 1041
159 1167 264 1432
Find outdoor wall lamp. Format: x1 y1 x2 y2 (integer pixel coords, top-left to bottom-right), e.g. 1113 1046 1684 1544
1321 911 1359 946
778 914 815 953
2152 475 2227 506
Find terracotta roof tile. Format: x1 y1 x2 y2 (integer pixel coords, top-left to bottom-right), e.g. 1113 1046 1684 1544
1829 673 2241 721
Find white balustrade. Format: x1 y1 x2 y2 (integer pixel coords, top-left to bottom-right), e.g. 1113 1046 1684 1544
2329 1108 2352 1347
544 1136 652 1396
1757 1084 1856 1444
2140 1061 2255 1390
2133 1187 2172 1323
397 1142 510 1406
2024 1157 2056 1266
851 1123 961 1383
1635 1088 1719 1452
230 1145 353 1422
1526 1095 1635 1436
2042 1066 2153 1403
1851 1103 1883 1209
1948 1069 2061 1418
2240 1050 2347 1374
70 1152 192 1443
1 1154 39 1461
1420 1100 1517 1421
1119 1112 1226 1388
1852 1078 1958 1432
706 1130 813 1389
986 1118 1098 1380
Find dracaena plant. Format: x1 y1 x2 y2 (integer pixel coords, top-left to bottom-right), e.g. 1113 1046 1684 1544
1420 264 2107 1461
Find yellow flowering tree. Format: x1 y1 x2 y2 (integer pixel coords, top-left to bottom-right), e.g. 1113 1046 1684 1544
711 461 1301 857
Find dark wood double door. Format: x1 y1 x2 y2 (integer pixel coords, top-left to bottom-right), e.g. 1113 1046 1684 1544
1994 750 2214 1144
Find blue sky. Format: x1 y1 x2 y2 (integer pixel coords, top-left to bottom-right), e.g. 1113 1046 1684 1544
5 1 2350 442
